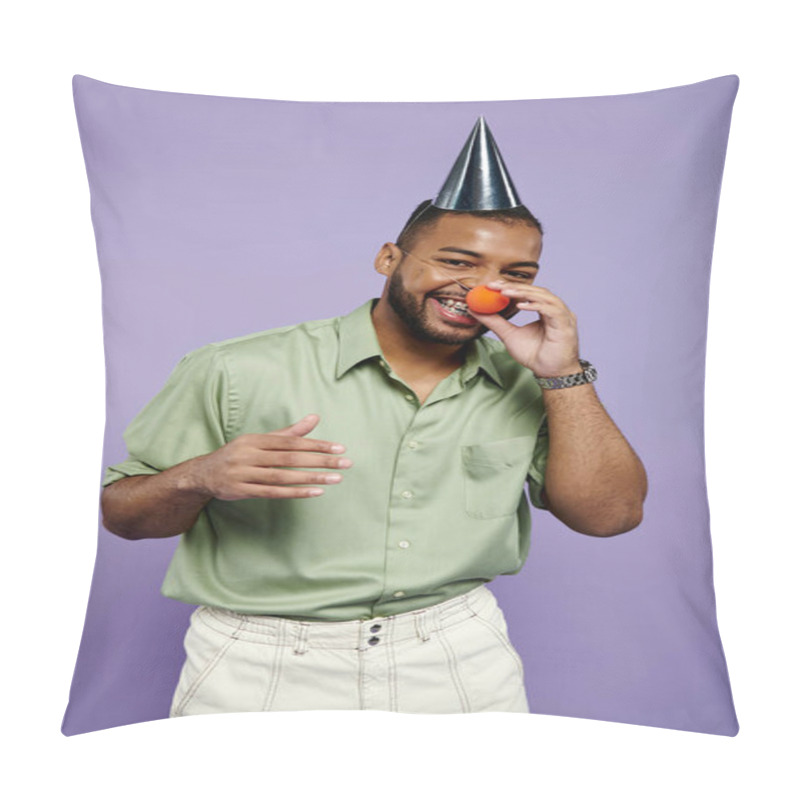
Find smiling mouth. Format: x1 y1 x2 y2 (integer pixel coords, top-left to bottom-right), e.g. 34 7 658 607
429 296 479 325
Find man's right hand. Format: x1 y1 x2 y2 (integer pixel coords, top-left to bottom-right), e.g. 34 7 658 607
189 414 352 501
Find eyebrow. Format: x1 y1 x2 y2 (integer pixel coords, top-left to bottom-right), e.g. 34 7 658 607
436 247 540 269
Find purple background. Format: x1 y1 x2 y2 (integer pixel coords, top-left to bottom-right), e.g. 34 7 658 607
64 74 738 736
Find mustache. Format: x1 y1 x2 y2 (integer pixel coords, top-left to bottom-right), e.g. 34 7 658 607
428 292 469 301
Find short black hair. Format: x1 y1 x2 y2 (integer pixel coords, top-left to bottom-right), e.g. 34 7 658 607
396 200 544 252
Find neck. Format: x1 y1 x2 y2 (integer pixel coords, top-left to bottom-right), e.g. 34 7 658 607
370 297 468 373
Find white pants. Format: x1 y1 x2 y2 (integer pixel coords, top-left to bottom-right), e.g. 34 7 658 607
170 585 529 716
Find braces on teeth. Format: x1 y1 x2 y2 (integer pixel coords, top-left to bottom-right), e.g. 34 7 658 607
438 298 470 313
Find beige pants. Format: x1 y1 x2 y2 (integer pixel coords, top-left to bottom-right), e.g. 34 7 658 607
170 585 529 716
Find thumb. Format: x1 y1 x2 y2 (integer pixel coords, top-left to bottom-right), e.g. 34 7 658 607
470 310 518 339
272 413 320 437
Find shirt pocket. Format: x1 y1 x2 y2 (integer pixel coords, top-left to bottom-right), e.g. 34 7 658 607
461 435 537 519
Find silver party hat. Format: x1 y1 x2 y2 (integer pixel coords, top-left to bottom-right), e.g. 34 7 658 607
432 117 523 211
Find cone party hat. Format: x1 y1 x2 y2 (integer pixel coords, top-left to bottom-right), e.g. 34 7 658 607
432 117 523 211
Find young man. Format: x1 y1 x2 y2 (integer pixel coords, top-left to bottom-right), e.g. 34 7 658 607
101 119 647 716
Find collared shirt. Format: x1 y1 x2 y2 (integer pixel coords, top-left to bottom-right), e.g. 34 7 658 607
103 299 550 621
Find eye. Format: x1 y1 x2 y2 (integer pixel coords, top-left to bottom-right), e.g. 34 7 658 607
506 271 535 282
438 259 476 268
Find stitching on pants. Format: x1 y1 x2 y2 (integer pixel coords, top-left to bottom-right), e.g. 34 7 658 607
357 635 366 710
437 627 471 713
414 613 431 642
464 587 489 620
261 619 287 712
386 616 398 712
465 589 527 678
174 616 245 716
469 614 525 680
293 622 310 655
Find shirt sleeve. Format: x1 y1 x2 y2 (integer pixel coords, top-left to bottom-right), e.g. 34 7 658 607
526 414 549 509
102 345 233 487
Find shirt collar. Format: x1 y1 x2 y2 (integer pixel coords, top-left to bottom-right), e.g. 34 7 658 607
335 298 505 388
463 337 505 388
336 299 385 379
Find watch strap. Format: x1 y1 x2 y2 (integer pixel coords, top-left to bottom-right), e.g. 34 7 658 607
534 359 598 390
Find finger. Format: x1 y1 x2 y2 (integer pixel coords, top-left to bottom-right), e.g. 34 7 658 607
467 309 520 338
240 467 346 486
497 285 570 309
272 415 349 454
240 432 347 454
513 299 576 328
249 451 354 470
265 435 348 454
486 281 568 305
231 485 328 500
270 413 321 437
487 279 552 294
511 297 559 313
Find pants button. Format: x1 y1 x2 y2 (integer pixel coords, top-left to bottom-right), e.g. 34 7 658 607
370 624 382 633
368 636 380 645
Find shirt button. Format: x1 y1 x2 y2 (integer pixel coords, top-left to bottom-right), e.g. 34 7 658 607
404 394 415 402
407 441 419 449
368 636 380 645
401 490 413 499
398 540 410 549
393 590 405 598
370 624 382 633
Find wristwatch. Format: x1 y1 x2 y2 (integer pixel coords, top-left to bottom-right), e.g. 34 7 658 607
534 359 598 390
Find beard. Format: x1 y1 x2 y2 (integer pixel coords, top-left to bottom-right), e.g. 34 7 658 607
385 267 489 346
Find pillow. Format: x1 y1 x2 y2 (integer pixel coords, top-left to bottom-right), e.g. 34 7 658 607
63 74 739 735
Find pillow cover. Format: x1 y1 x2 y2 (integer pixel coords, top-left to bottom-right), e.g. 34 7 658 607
64 74 739 735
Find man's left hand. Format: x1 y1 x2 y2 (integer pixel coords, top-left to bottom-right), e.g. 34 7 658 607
469 280 582 377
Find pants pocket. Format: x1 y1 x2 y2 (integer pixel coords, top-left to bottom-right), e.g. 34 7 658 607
170 608 239 718
447 598 529 713
475 603 526 680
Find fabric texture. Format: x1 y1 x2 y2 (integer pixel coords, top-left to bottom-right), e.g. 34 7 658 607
64 74 739 736
170 584 529 715
103 299 548 619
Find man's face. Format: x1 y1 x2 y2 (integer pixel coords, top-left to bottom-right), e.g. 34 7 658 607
381 214 542 346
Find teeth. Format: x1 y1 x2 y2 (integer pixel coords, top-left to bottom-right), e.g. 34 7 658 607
438 298 469 313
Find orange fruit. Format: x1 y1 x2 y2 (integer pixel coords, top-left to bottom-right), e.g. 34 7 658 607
466 285 510 314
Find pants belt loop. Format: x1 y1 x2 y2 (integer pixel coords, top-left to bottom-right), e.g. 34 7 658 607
292 621 310 656
414 611 431 643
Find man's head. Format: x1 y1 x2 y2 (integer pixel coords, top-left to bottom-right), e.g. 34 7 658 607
374 200 544 347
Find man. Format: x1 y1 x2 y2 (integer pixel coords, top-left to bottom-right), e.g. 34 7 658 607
101 118 647 716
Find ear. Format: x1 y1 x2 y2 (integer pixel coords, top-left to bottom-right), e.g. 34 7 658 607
374 242 402 277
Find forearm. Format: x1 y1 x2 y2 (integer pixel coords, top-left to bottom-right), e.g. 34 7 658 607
541 383 647 536
101 456 213 540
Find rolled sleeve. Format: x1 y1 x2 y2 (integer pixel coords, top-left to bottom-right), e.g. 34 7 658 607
103 345 234 487
526 414 549 509
102 460 161 487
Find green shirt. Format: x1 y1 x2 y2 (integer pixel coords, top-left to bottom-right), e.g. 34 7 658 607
104 299 550 621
